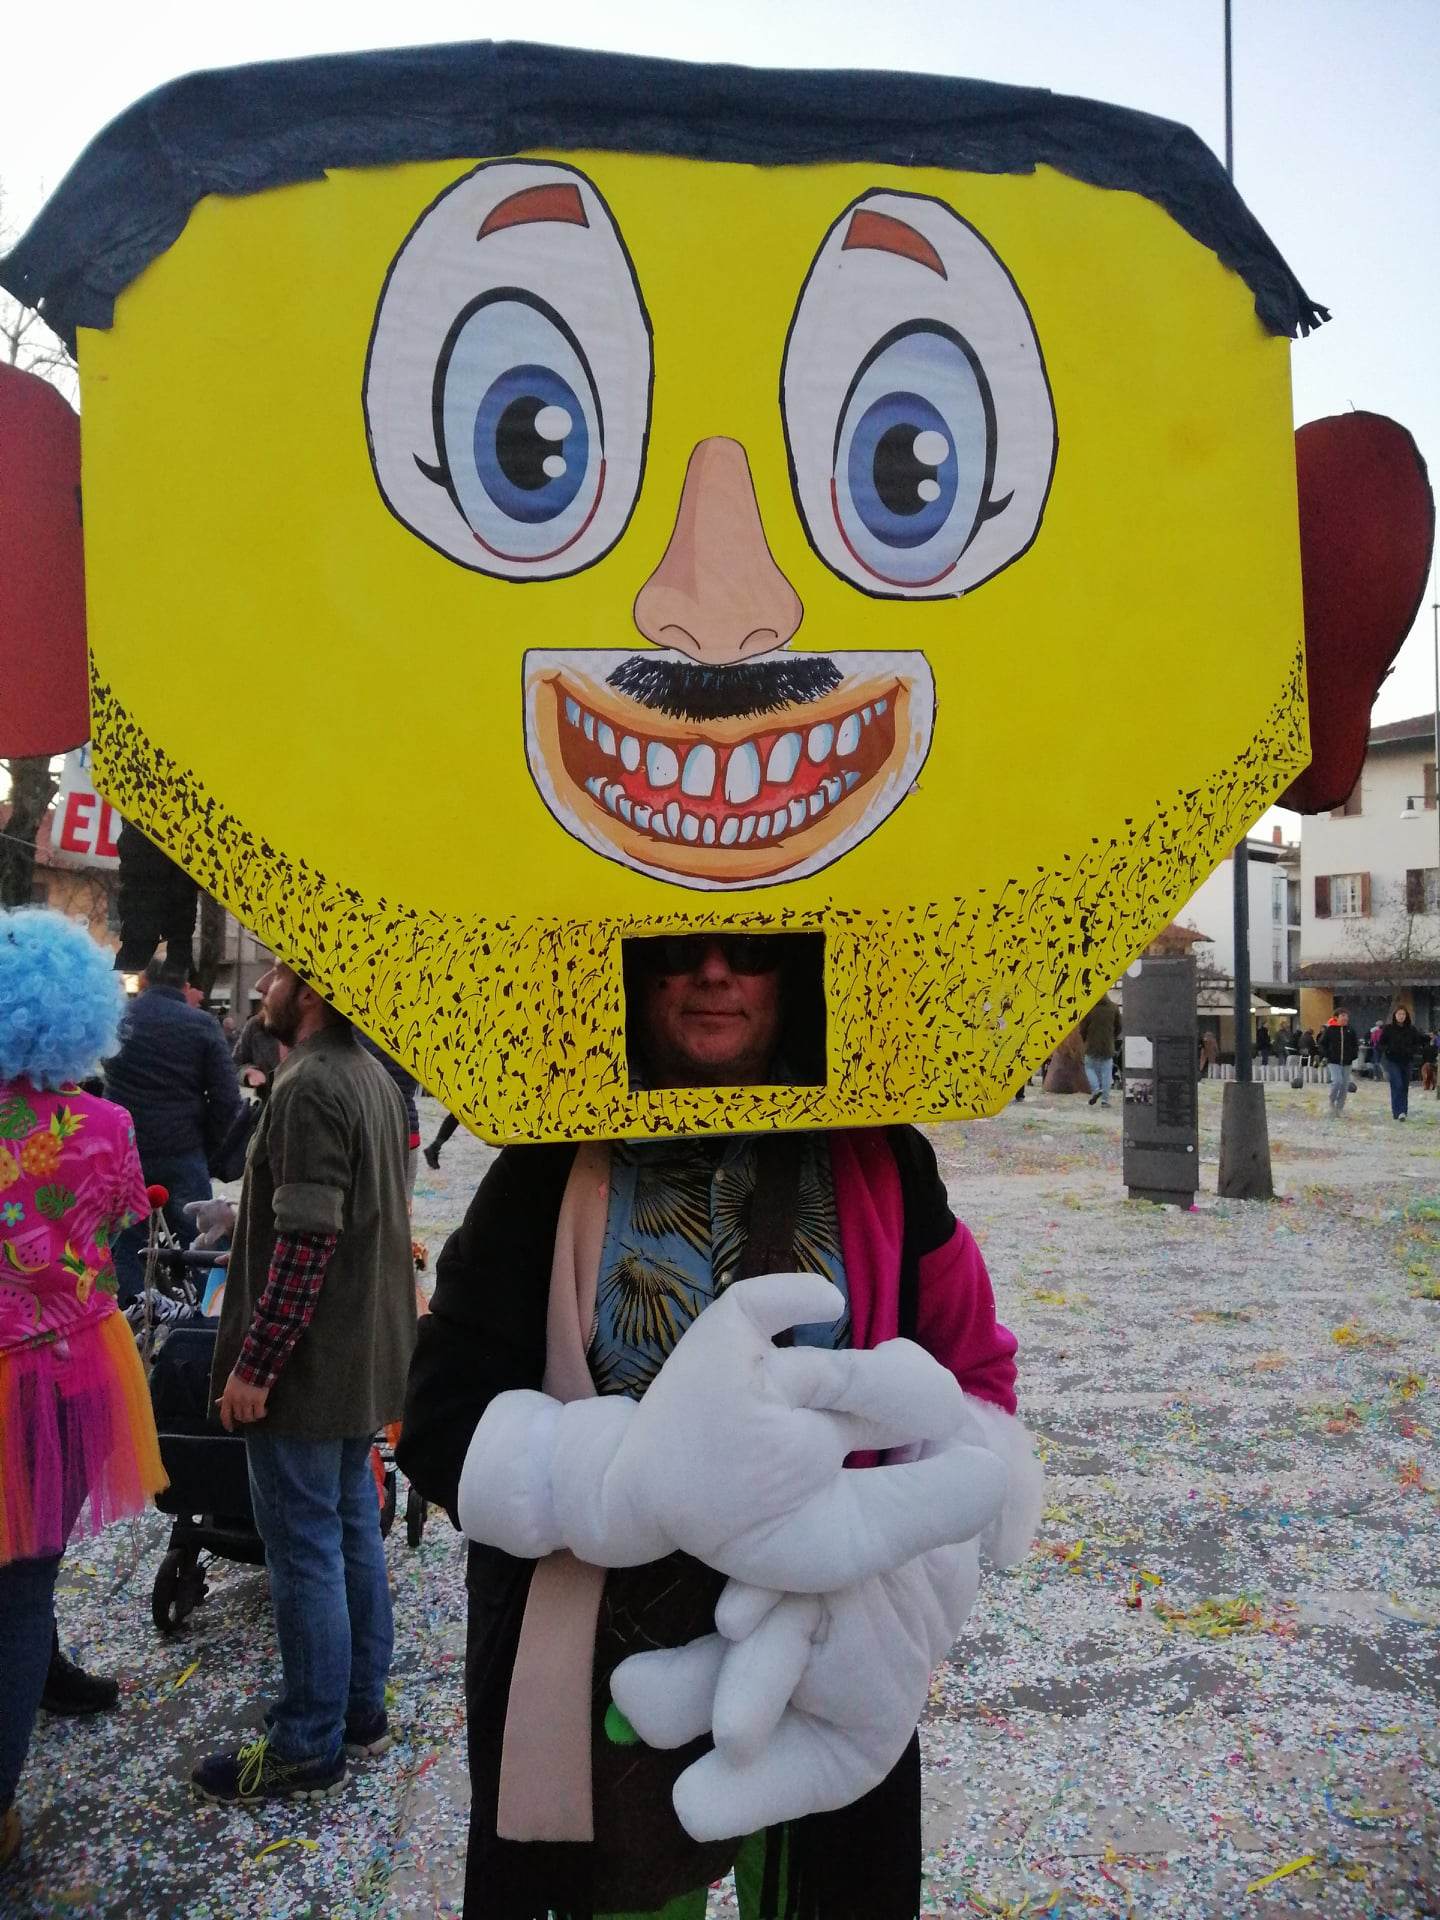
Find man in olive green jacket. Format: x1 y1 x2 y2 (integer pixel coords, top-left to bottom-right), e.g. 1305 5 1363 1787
194 964 415 1805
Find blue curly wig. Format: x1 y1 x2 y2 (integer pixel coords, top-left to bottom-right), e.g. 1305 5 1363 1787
0 908 128 1090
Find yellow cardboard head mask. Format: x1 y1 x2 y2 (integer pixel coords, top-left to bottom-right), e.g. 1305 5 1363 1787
3 44 1323 1141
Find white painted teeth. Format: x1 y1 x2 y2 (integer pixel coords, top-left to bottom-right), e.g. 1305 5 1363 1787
646 741 679 788
681 744 717 798
565 689 890 852
725 740 762 805
767 732 802 783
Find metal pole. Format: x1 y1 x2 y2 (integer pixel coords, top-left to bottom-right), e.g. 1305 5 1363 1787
1223 0 1253 1086
1233 844 1253 1079
1223 0 1234 175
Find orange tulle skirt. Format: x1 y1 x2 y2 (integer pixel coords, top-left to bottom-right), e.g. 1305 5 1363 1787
0 1309 167 1566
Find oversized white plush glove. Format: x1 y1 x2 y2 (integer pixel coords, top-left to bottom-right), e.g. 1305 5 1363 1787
610 1408 1044 1841
456 1272 1009 1591
183 1197 237 1250
610 1544 978 1840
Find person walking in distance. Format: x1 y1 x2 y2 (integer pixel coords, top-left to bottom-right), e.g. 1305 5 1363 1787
1080 995 1121 1107
1320 1006 1359 1115
1378 1004 1422 1122
190 962 417 1804
103 955 243 1303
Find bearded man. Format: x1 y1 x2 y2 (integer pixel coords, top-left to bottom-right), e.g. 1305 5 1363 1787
399 933 1040 1919
191 962 416 1804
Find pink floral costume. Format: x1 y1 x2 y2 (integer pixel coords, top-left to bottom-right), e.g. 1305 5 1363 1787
0 1080 165 1565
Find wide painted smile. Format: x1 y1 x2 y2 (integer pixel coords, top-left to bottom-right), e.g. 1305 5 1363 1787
524 650 934 888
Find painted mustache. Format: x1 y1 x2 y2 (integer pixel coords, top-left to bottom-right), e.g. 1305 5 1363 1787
606 654 843 723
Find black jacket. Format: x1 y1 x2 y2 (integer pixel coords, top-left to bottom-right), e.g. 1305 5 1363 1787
103 986 244 1168
1379 1020 1422 1068
1318 1022 1359 1067
398 1128 960 1920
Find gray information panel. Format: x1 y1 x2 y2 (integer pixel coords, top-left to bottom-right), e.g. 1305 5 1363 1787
1121 955 1199 1206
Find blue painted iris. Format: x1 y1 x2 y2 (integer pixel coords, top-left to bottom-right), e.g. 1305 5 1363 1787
438 293 604 561
832 323 994 587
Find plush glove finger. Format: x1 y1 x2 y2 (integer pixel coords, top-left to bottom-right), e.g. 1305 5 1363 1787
766 1341 971 1456
611 1634 727 1750
720 1438 1007 1592
959 1398 1045 1568
715 1579 786 1642
713 1592 821 1764
673 1711 871 1842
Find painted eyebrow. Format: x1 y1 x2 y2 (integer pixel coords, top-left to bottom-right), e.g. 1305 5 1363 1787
841 208 946 279
477 181 590 240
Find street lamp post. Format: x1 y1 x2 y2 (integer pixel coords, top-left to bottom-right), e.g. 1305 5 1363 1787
1216 0 1274 1198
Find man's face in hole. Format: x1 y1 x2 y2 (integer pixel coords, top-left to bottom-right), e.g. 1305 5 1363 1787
635 938 784 1088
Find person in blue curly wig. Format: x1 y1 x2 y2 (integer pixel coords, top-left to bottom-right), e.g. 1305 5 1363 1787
0 909 166 1871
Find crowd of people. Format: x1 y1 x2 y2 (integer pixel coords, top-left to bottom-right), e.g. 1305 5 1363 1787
0 909 1039 1919
2 903 1432 1910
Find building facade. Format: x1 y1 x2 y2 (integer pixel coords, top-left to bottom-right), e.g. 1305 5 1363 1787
1297 714 1439 1033
1176 828 1302 1038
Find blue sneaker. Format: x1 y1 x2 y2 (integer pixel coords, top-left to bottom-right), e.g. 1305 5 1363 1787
191 1735 345 1804
261 1702 392 1758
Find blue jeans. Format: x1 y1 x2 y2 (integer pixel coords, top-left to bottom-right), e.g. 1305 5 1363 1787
0 1552 61 1814
1384 1057 1410 1118
1328 1061 1349 1111
112 1149 213 1305
1084 1055 1114 1102
246 1431 393 1767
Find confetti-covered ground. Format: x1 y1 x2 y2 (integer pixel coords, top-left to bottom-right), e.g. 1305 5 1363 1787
7 1076 1437 1918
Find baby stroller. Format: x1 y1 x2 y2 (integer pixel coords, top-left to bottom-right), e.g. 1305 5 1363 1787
139 1197 423 1635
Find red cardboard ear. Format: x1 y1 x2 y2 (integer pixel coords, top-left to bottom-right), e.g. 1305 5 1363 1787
1282 412 1434 814
0 362 89 757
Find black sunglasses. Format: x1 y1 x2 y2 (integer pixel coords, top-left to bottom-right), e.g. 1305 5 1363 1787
638 934 787 977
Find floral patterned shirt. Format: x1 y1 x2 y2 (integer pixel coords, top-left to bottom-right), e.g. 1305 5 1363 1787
0 1080 149 1357
589 1135 849 1400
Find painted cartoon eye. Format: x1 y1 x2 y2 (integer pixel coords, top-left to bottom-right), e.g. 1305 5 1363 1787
365 162 652 581
438 295 602 561
783 191 1055 600
832 323 994 586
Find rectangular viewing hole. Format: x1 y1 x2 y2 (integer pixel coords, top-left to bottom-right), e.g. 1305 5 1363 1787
621 932 826 1089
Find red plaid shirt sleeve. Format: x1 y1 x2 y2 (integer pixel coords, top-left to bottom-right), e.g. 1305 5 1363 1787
234 1229 339 1389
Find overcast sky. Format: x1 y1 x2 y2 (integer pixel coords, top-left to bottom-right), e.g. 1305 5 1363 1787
3 0 1436 728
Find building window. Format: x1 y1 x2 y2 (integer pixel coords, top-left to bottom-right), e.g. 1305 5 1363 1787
1425 760 1437 810
1271 876 1284 923
1315 873 1370 918
1406 868 1439 914
1331 779 1362 819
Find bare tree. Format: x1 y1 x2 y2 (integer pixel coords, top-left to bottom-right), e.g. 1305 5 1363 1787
1341 875 1440 1005
1 181 77 400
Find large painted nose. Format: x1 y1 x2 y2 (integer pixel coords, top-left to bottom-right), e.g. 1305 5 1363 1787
632 438 804 664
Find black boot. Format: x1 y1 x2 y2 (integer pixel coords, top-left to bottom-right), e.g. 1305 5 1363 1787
41 1627 119 1715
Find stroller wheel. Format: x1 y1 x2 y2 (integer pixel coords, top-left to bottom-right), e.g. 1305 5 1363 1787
379 1468 398 1540
405 1485 427 1551
152 1547 208 1635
